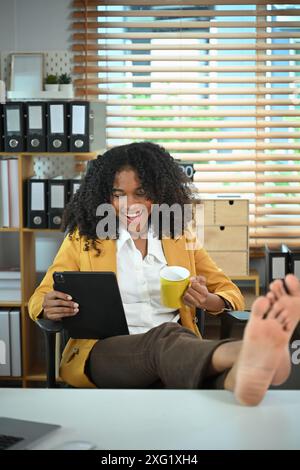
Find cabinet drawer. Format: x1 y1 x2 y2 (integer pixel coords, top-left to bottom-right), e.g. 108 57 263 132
208 251 249 276
202 200 215 226
204 225 248 251
215 199 248 225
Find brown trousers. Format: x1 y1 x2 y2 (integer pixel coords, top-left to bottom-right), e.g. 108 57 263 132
87 322 230 389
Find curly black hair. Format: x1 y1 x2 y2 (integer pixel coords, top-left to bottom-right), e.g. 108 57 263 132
62 141 194 254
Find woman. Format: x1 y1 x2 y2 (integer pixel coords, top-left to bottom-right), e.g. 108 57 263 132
29 142 244 390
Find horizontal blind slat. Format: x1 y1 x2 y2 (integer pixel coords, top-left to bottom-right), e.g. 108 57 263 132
106 109 300 117
73 1 300 6
72 20 300 30
106 142 300 150
103 98 299 105
72 43 300 51
73 31 300 39
194 174 300 183
107 130 300 139
73 54 300 63
171 154 300 162
72 8 300 18
193 164 300 172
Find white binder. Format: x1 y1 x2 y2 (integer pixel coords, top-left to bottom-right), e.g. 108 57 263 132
9 309 22 377
8 158 20 228
0 159 10 227
0 309 11 376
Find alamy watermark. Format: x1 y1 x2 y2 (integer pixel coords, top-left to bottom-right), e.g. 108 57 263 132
291 340 300 365
95 197 204 250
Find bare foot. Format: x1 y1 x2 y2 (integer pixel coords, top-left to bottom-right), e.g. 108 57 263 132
233 296 293 406
271 347 291 386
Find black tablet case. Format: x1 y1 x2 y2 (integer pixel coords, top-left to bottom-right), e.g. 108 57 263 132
53 271 129 339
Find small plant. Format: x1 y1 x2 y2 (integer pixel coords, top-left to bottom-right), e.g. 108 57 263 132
58 73 72 84
45 74 58 84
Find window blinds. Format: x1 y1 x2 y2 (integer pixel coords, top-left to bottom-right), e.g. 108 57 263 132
72 1 300 248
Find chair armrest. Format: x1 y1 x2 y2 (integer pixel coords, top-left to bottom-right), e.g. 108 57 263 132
36 318 64 334
36 319 64 388
220 310 250 339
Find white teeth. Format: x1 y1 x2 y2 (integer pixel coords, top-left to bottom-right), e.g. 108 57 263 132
127 212 140 217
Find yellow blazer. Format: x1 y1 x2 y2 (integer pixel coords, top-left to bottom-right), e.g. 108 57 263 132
28 234 244 388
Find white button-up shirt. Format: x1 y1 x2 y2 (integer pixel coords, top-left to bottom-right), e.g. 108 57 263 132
116 227 179 334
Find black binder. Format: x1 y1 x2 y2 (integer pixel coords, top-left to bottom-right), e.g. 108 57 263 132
3 102 25 152
69 101 90 152
48 177 69 228
26 178 48 228
282 244 300 279
47 102 68 152
69 101 106 152
265 244 289 287
26 102 46 152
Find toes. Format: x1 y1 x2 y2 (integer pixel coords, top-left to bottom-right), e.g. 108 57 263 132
276 310 288 325
285 274 300 296
270 279 286 299
266 291 276 305
251 296 270 318
268 303 282 320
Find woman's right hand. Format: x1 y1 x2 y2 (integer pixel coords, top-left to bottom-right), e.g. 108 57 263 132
42 290 79 321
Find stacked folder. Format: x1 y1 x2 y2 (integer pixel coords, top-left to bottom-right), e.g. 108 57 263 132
26 176 82 229
0 308 22 377
265 244 300 286
0 269 21 303
0 101 106 153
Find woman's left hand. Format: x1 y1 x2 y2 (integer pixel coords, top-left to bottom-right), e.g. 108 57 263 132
183 275 209 308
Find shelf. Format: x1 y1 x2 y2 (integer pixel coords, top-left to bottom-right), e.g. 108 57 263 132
0 152 98 157
1 227 67 234
7 90 74 100
0 376 23 381
25 373 62 382
22 228 62 233
0 302 22 307
25 374 47 381
230 269 260 297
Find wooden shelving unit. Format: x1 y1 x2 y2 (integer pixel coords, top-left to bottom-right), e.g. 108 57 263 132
0 151 97 387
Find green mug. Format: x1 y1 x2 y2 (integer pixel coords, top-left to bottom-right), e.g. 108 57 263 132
160 266 190 309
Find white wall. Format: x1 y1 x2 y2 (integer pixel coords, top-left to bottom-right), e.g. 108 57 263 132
0 0 70 51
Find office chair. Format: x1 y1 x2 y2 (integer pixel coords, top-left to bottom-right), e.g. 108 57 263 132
36 318 66 388
220 310 250 339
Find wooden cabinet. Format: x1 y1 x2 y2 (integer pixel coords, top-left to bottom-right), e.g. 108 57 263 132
202 198 249 277
0 152 96 387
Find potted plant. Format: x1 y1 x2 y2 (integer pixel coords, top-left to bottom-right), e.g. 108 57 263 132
58 73 73 97
44 74 59 91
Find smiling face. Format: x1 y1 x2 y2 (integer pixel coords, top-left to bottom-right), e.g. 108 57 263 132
111 168 152 235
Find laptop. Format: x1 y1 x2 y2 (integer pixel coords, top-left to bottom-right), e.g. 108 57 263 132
0 417 60 450
53 271 130 339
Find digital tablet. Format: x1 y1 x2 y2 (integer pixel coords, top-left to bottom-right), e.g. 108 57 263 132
53 271 129 339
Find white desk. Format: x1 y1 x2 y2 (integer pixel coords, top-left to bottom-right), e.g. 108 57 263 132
1 388 300 450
